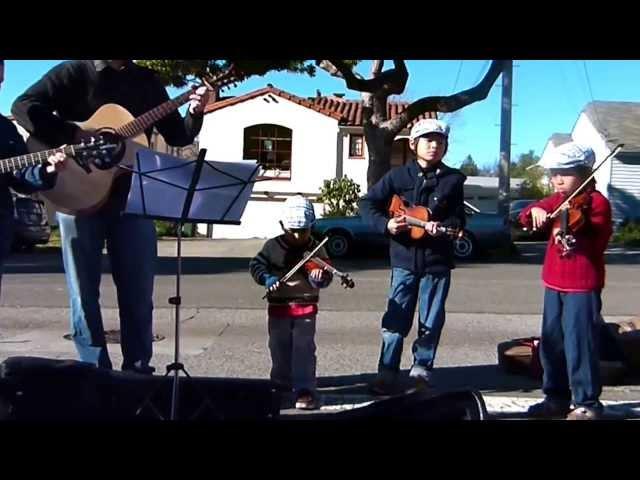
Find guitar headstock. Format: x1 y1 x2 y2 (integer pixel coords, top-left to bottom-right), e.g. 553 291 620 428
73 135 122 173
200 63 246 95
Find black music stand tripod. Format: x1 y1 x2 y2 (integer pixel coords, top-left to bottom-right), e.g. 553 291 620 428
122 147 259 420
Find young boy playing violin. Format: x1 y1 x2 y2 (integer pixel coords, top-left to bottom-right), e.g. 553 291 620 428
249 195 333 410
518 142 613 420
359 119 467 395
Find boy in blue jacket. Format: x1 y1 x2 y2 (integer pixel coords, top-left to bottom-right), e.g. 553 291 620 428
360 119 466 394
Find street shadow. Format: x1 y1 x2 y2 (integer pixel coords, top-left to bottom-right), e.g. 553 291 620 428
316 365 542 397
316 364 640 397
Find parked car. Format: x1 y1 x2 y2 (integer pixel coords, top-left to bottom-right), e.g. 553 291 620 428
11 193 51 252
312 203 511 259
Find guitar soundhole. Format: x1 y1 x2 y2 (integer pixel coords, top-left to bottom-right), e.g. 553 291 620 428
95 129 125 169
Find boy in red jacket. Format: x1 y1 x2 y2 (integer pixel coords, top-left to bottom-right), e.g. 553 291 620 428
518 142 612 420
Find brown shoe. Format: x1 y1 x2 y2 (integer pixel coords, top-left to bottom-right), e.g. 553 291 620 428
295 390 320 410
369 370 398 396
566 406 603 420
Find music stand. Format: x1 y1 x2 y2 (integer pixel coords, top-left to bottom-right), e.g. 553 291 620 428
122 147 259 420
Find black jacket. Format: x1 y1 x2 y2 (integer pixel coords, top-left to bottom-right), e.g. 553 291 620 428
11 60 203 214
359 159 466 274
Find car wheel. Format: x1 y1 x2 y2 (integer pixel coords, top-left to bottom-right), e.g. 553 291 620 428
454 231 477 260
326 231 351 257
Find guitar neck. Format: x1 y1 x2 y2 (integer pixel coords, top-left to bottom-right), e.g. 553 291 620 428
0 145 73 174
114 88 194 140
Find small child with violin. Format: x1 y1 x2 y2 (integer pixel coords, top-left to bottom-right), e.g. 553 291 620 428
359 119 467 395
518 142 613 420
249 195 332 410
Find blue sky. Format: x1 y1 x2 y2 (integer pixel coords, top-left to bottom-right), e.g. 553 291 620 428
3 60 640 169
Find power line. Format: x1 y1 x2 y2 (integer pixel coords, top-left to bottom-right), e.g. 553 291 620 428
441 60 464 124
582 60 603 133
451 60 464 94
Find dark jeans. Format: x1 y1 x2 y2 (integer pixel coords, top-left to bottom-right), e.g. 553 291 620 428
540 288 603 409
378 267 451 374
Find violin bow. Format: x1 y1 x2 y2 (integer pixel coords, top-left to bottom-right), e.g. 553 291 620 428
261 236 328 299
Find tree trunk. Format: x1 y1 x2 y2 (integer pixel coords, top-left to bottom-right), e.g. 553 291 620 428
366 128 394 188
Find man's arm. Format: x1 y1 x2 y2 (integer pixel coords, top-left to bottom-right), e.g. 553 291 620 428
147 76 204 147
11 61 85 147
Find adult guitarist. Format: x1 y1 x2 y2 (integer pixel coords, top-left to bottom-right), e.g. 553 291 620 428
359 118 467 395
11 60 211 374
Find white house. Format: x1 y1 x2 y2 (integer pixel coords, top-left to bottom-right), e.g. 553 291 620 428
540 101 640 226
196 85 435 239
196 85 525 238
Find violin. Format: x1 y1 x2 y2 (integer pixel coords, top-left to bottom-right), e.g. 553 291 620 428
388 194 461 240
552 190 591 256
304 255 355 289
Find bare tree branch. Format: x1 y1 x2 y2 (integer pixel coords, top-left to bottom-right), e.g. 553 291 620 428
316 60 344 78
361 91 374 125
321 59 406 93
393 59 408 76
385 60 506 135
378 59 408 97
371 60 384 77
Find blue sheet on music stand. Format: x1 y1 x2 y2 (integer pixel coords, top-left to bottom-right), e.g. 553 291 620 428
124 149 259 224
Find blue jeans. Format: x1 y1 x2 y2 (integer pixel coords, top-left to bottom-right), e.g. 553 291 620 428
378 267 451 374
540 288 603 409
57 211 157 371
268 314 317 392
0 213 13 298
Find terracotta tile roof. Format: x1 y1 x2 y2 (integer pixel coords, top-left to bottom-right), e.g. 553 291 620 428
204 86 436 128
310 96 435 128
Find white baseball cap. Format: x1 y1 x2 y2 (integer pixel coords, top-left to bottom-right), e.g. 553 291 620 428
409 119 450 141
537 142 595 170
281 195 316 229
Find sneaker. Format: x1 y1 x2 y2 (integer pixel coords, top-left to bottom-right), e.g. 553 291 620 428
527 399 571 419
369 371 398 396
566 406 603 420
409 366 433 390
295 390 320 410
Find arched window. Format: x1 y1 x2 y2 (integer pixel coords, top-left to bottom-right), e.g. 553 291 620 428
243 124 292 175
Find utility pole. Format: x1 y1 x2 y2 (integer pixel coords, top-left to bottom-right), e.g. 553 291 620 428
497 60 513 219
